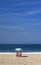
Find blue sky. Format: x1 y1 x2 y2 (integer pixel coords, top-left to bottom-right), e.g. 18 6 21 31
0 0 41 44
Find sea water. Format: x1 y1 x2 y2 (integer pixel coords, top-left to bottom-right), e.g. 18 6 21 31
0 44 41 52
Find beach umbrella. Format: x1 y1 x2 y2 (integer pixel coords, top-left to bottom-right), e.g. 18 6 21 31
15 48 23 52
15 48 23 57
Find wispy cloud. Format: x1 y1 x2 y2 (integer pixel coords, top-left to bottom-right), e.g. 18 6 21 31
8 9 41 16
2 0 41 6
0 22 41 30
0 26 16 29
26 1 41 5
0 9 41 18
16 9 41 17
15 1 41 5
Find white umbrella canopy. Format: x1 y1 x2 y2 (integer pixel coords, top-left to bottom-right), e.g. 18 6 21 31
15 48 23 52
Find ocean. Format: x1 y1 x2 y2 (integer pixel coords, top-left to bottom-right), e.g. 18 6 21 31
0 44 41 52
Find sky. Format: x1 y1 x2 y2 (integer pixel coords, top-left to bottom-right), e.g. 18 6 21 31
0 0 41 44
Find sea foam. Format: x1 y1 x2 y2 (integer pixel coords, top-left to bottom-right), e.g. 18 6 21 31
0 52 41 54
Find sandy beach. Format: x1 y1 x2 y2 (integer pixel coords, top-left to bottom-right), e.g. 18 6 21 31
0 53 41 65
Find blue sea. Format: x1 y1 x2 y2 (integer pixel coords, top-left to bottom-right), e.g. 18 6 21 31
0 44 41 52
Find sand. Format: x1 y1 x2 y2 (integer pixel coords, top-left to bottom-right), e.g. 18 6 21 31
0 54 41 65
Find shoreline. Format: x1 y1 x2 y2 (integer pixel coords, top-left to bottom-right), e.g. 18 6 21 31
0 52 41 54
